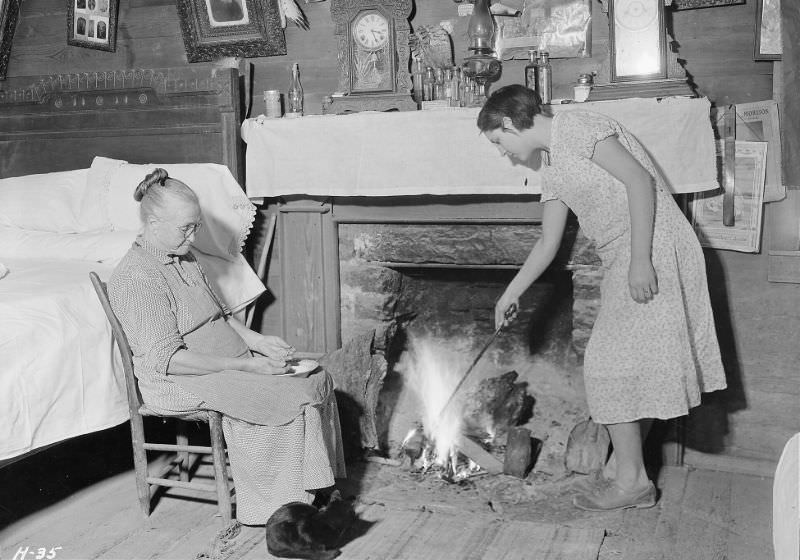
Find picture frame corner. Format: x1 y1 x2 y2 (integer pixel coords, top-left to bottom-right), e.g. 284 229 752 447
0 0 23 79
176 0 286 62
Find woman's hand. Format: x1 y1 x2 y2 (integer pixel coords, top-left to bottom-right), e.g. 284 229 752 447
495 291 520 330
252 335 295 360
240 355 290 375
629 258 658 303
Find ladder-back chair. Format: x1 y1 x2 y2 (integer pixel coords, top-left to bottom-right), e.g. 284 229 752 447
89 272 233 522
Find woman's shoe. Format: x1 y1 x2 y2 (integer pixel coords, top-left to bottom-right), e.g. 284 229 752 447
572 481 657 512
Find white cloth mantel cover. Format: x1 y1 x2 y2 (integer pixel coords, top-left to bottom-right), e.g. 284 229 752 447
241 97 719 198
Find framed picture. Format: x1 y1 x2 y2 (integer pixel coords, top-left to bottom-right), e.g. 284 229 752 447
755 0 781 61
67 0 119 52
176 0 286 62
609 0 667 82
0 0 21 79
499 0 592 60
672 0 744 9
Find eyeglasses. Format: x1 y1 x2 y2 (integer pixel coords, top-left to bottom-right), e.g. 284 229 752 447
175 222 202 237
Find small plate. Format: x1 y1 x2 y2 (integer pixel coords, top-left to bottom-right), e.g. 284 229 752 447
276 359 320 378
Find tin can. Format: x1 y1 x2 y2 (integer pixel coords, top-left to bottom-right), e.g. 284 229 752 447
263 90 282 118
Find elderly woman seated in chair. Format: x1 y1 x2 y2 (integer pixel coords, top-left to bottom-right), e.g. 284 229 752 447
107 168 345 526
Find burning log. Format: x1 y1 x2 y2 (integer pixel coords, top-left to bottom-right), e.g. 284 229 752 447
455 435 503 475
461 371 533 440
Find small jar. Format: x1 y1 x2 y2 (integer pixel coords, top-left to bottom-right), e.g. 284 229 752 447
573 73 594 103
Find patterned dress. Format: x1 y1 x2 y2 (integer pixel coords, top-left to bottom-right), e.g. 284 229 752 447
541 110 727 424
108 238 346 524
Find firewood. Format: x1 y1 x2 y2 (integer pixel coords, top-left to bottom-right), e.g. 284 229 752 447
503 427 533 478
455 435 503 475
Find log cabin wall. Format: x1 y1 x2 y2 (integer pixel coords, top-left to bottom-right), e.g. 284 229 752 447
5 0 797 473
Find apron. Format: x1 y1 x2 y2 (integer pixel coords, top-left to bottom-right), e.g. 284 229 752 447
170 259 333 427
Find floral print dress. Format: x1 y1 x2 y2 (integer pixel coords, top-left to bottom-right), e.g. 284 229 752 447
541 110 727 424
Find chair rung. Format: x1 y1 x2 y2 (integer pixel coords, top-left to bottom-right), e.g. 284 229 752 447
146 477 218 493
143 443 214 453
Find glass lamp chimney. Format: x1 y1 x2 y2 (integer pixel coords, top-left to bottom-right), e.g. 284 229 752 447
467 0 495 54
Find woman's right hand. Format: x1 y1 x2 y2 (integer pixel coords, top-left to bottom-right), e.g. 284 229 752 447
240 355 290 375
495 291 520 330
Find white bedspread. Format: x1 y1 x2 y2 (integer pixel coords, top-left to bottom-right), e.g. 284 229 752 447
0 259 129 462
241 96 719 198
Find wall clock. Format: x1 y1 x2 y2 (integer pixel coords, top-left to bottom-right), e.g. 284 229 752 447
608 0 667 82
325 0 416 114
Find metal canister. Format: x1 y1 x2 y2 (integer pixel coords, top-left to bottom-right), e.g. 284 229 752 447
263 90 282 118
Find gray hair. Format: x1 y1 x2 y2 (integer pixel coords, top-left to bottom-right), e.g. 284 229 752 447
134 168 199 223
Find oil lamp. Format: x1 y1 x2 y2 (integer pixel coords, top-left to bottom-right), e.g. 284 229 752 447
463 0 502 106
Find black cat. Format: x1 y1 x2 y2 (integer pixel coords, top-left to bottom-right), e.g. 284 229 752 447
266 490 356 560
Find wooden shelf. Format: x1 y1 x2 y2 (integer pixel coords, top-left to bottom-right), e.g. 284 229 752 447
587 79 695 102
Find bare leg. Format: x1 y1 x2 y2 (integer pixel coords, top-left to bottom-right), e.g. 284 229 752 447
602 418 653 481
604 421 651 491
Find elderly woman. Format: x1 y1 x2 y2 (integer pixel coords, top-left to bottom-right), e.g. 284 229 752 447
108 168 345 525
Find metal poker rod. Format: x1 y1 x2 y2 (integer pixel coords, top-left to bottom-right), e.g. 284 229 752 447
436 303 518 422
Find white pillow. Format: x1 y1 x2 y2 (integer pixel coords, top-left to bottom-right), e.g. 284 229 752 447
0 227 137 264
87 156 256 261
0 169 104 233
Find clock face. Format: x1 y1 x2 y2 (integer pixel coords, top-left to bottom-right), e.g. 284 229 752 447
349 10 393 93
613 0 657 32
353 12 389 50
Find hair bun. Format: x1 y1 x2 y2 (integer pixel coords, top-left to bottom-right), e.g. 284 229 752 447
134 168 169 201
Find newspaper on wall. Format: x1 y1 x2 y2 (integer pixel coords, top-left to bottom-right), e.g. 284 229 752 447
735 100 784 202
691 141 768 253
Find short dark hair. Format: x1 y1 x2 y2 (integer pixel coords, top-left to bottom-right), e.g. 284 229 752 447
477 84 543 132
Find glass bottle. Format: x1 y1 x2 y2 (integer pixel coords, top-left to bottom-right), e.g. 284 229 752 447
524 49 538 91
287 62 304 117
536 51 552 104
423 66 435 102
463 76 473 107
434 67 445 101
451 66 462 106
443 67 454 103
412 57 425 106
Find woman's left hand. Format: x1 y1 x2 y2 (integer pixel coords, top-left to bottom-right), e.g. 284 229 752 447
629 259 658 304
253 335 295 360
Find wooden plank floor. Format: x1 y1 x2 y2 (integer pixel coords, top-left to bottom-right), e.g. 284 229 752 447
0 428 775 560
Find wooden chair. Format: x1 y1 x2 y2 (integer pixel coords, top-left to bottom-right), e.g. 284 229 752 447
89 272 233 522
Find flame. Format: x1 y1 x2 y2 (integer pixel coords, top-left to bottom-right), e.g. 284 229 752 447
396 334 471 466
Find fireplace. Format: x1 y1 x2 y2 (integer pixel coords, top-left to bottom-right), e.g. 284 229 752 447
335 221 602 476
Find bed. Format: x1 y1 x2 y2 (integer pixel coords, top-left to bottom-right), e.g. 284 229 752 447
0 66 263 465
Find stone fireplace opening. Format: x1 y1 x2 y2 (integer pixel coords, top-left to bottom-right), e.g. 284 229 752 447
338 223 600 477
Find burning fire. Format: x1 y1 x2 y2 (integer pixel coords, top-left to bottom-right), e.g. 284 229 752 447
396 334 486 481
